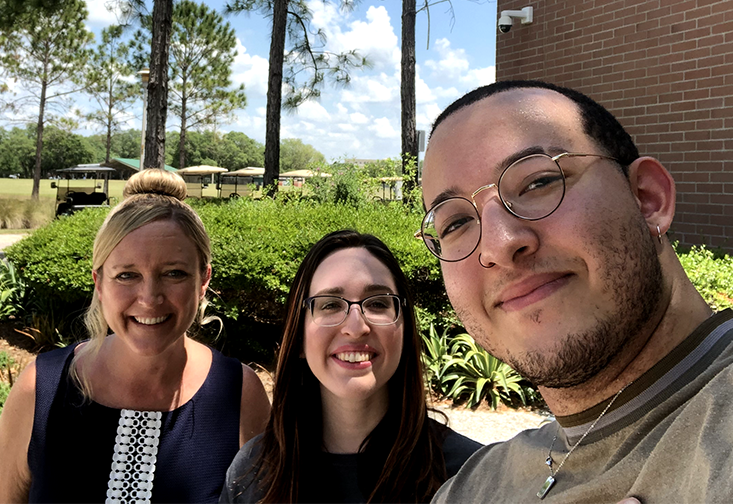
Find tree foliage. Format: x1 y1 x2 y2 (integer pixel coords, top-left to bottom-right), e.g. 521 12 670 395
0 0 64 30
0 0 92 197
168 130 264 170
0 125 94 176
85 25 138 163
279 137 325 172
0 127 35 177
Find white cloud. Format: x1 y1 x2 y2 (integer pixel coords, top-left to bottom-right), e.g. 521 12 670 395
417 102 442 130
296 101 331 122
331 6 400 70
231 39 269 96
349 112 369 124
236 113 265 134
461 66 497 88
85 0 123 26
256 107 266 117
341 73 398 104
424 38 470 81
369 117 397 138
416 76 436 104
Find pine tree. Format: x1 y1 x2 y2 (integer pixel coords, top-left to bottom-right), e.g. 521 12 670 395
225 0 368 194
85 25 138 163
169 0 246 169
0 0 93 199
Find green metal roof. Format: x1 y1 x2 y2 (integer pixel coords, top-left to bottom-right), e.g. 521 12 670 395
104 158 178 173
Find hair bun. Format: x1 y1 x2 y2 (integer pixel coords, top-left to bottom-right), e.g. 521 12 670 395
122 169 187 201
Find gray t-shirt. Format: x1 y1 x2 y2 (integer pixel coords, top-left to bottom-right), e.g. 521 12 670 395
433 309 733 504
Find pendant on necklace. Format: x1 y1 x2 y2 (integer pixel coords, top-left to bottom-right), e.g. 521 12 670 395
537 475 556 499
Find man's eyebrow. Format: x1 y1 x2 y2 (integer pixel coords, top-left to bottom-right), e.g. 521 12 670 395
426 145 552 210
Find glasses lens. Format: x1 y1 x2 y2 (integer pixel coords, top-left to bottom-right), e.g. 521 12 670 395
362 295 400 325
422 198 480 261
499 154 565 220
309 296 348 327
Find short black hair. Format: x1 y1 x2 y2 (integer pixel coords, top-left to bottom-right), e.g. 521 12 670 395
430 80 639 176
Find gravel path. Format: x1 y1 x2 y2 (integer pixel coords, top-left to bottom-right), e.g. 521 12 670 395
0 233 28 259
431 400 550 445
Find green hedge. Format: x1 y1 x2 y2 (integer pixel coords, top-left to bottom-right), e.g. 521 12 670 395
5 199 733 363
5 199 449 361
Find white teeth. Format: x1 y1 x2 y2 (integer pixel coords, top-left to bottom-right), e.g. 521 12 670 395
134 315 169 325
336 352 372 363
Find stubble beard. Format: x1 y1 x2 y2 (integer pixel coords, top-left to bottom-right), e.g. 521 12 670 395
459 214 664 389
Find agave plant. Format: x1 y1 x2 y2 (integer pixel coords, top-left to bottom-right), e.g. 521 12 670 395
0 259 26 320
421 323 452 394
441 333 530 409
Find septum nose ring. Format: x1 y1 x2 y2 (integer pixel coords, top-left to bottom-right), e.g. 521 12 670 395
478 253 496 269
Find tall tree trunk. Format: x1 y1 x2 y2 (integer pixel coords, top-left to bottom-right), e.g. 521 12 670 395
263 0 288 195
105 81 113 163
144 0 173 170
31 79 48 200
179 92 187 169
401 0 417 205
178 81 188 168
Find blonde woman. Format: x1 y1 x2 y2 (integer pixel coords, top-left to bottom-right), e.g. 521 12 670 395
0 169 270 503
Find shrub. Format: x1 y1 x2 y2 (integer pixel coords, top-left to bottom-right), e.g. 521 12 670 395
676 244 733 311
305 161 368 207
6 199 449 361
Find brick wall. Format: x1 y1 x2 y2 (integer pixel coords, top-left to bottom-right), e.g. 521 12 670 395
495 0 733 251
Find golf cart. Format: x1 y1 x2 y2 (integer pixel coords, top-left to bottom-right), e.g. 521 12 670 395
52 165 114 217
176 165 229 199
218 167 264 198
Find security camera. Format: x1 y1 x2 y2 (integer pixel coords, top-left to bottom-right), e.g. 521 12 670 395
498 6 533 34
498 14 514 33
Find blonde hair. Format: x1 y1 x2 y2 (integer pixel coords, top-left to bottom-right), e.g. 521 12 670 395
71 169 213 399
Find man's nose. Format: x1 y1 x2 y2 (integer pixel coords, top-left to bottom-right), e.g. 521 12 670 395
475 195 540 268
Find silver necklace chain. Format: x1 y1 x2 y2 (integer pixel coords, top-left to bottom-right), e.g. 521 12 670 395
537 382 633 499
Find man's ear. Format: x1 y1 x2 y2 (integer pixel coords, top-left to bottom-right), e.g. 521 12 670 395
626 156 676 236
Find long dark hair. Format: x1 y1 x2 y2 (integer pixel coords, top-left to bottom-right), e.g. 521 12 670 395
257 230 446 503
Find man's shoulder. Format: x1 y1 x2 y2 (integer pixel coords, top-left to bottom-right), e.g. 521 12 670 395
433 422 556 502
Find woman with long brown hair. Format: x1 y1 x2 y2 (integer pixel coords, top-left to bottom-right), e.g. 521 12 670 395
221 230 481 503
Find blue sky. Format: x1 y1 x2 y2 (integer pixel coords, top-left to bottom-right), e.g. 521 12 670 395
23 0 500 162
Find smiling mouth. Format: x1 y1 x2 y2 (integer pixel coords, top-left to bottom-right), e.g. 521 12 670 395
133 315 170 325
334 351 374 363
497 274 573 311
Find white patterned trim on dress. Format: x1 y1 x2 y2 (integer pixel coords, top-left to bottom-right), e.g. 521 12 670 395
106 409 162 504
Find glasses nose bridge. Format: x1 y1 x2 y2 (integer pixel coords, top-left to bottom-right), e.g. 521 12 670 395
343 300 366 318
471 182 500 214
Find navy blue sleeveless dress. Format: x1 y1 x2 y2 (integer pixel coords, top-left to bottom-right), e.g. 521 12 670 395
28 343 243 503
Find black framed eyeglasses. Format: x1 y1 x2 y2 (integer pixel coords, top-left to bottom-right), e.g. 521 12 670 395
303 294 405 327
417 152 619 262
